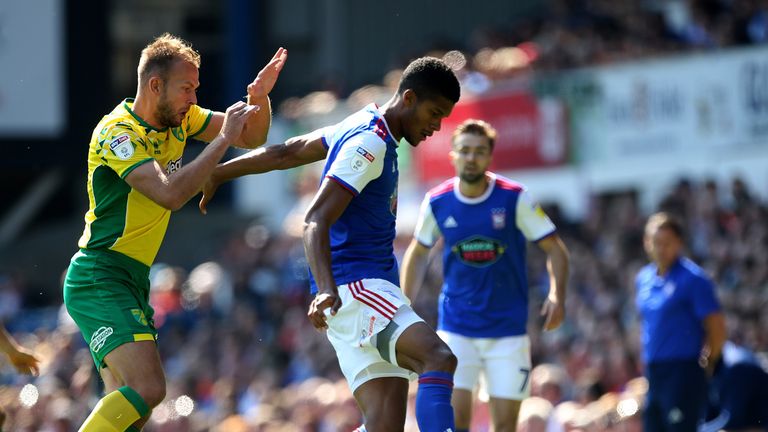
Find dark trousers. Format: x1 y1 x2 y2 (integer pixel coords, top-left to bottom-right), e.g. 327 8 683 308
644 360 707 432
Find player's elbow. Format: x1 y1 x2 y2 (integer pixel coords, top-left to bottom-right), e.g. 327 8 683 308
167 200 186 212
302 212 331 239
156 192 187 212
238 133 268 150
302 216 322 236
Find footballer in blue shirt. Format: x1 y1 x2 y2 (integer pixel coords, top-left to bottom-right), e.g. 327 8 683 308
635 212 726 432
201 57 462 432
401 119 570 432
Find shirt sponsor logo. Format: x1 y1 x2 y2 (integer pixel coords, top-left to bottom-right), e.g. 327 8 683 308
166 157 183 174
356 146 376 162
453 236 506 267
492 208 506 229
110 134 134 160
90 326 114 353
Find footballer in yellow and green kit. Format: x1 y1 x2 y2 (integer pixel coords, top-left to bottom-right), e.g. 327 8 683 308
64 98 212 369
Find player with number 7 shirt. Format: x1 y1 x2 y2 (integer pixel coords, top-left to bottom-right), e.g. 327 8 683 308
401 119 570 432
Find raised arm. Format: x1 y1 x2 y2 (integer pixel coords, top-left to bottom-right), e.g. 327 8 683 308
126 102 257 211
193 48 288 148
198 130 328 213
537 233 570 331
304 179 354 329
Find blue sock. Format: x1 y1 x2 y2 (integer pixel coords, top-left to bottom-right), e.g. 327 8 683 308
416 371 455 432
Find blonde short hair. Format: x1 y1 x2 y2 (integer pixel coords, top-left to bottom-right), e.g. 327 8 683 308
137 33 200 85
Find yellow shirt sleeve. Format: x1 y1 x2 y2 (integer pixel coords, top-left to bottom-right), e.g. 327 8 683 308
98 126 154 179
186 104 213 138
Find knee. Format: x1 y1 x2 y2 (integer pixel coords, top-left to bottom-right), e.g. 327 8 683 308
427 342 457 373
128 379 166 408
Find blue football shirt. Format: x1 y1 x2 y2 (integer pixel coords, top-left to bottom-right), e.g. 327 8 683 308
413 173 556 337
635 257 721 364
308 104 400 293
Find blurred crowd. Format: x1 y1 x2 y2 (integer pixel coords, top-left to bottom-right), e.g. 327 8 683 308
0 174 765 431
279 0 768 122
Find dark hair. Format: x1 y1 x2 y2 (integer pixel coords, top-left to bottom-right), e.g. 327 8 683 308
452 119 497 151
645 212 684 240
397 57 460 103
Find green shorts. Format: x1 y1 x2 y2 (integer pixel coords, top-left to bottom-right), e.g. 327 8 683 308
63 248 157 369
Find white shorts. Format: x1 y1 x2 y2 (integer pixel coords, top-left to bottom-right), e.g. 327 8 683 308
438 330 531 400
325 278 424 392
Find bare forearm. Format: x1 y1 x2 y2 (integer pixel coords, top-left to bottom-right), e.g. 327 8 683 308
215 145 277 182
236 94 272 148
703 313 726 367
401 244 429 300
166 138 230 209
547 245 569 302
216 136 325 183
303 221 337 294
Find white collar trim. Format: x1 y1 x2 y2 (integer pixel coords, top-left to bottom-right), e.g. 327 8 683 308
453 172 496 204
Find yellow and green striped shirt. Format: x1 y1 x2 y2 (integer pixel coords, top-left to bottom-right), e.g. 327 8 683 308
77 99 212 266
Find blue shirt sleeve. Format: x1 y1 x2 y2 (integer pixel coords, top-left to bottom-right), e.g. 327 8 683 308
691 274 721 319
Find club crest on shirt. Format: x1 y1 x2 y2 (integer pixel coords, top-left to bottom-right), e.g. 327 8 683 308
389 188 398 216
453 236 506 267
171 126 186 142
351 155 368 172
110 134 134 160
491 208 506 229
663 281 676 297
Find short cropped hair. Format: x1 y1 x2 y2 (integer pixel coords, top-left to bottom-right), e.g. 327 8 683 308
452 118 497 151
397 57 460 103
645 212 684 240
138 33 200 85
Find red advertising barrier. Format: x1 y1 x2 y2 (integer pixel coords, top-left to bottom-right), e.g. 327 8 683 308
413 90 568 184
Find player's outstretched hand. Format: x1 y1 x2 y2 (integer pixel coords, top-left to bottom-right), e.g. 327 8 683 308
541 296 565 331
220 102 260 143
199 175 220 215
307 291 342 330
7 347 40 376
248 47 288 98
